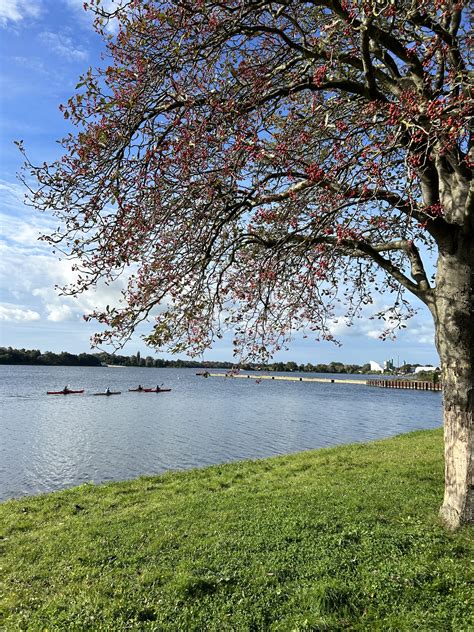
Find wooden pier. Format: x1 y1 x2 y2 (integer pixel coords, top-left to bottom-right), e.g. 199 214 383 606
366 379 442 391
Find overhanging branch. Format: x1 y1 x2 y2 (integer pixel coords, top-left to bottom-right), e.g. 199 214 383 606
242 231 432 301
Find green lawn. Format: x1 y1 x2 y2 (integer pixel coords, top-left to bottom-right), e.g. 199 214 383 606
1 429 472 630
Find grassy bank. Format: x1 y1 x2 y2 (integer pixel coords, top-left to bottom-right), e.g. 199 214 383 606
1 429 472 630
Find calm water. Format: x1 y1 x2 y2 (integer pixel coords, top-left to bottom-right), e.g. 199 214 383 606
0 365 442 501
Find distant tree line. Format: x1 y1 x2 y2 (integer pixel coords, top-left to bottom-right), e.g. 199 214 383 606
97 353 373 373
0 347 102 366
95 350 235 369
266 361 369 374
1 347 409 374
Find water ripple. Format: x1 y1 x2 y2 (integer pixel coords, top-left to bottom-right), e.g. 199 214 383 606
0 366 442 500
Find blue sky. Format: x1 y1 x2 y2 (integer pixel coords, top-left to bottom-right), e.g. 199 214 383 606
0 0 439 366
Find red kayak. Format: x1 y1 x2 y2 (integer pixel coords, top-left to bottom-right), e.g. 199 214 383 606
143 388 172 393
47 389 84 395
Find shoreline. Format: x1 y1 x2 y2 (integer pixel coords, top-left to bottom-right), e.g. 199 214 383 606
202 372 367 384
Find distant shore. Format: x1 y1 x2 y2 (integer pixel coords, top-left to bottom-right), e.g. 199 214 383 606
1 346 415 375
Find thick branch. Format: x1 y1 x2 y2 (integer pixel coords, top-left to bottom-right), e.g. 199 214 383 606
315 0 426 83
361 17 378 99
244 232 431 301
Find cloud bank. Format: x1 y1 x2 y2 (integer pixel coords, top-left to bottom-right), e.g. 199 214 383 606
0 304 40 321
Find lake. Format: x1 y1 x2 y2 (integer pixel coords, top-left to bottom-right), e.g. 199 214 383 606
0 365 443 501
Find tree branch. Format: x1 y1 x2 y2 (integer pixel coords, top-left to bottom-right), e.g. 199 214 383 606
361 17 378 99
244 231 431 301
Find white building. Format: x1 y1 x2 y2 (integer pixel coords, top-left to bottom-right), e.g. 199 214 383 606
414 365 438 374
369 360 383 372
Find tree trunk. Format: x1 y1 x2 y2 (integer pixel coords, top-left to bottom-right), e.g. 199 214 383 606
432 231 474 529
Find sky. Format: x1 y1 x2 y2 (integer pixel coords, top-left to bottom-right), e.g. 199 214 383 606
0 0 440 367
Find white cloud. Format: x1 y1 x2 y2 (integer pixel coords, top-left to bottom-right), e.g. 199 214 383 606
0 304 40 321
32 286 79 322
328 301 434 346
0 0 41 26
45 303 74 322
366 328 384 340
0 216 56 260
0 179 26 205
39 30 88 61
0 179 130 326
405 323 435 345
0 180 59 250
2 243 128 319
0 215 46 248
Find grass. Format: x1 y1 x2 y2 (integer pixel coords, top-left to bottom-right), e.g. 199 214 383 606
0 428 472 631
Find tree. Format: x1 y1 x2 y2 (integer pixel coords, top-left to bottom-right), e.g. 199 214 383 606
22 0 472 528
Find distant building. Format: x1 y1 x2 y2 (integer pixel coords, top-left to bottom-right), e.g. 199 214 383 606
384 359 395 371
369 360 383 372
414 365 438 374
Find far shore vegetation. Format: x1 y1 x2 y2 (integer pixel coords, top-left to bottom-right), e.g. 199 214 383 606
1 346 427 375
1 429 471 630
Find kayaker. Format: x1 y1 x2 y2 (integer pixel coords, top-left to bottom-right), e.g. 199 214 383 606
63 385 69 394
106 387 111 395
138 385 143 391
156 385 160 392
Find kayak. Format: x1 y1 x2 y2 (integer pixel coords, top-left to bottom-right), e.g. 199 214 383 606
128 388 145 392
47 389 84 395
93 391 121 396
143 388 172 393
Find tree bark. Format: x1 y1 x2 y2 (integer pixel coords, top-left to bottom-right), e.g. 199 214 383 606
432 230 474 529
